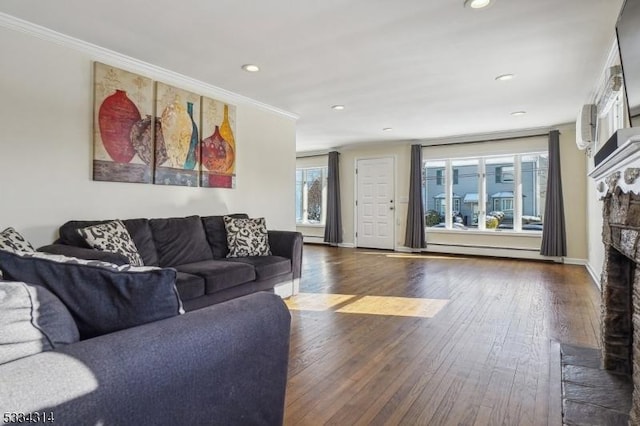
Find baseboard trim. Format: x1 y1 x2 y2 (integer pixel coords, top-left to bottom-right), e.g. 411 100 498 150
338 243 355 248
302 236 326 244
423 244 561 261
563 258 588 266
585 263 601 289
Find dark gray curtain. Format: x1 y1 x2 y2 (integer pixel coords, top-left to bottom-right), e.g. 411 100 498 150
324 151 343 244
405 144 426 249
540 130 567 257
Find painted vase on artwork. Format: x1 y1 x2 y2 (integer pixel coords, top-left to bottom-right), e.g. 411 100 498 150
161 102 192 169
184 102 199 170
202 125 235 173
98 90 141 163
219 104 235 153
129 115 167 166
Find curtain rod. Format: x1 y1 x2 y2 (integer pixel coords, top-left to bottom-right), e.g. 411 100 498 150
421 131 551 148
296 153 329 159
296 151 340 159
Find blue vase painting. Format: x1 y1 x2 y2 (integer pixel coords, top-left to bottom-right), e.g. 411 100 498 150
184 101 199 170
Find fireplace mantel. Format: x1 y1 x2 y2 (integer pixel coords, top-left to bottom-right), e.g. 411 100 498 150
589 129 640 199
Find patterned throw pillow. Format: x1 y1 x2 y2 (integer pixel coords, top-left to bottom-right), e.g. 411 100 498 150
77 220 144 266
224 216 272 258
0 227 35 253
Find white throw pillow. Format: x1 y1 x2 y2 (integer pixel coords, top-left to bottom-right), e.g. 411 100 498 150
224 216 271 257
0 227 35 254
77 220 144 266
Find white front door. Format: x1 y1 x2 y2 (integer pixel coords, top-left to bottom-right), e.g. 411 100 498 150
356 157 395 250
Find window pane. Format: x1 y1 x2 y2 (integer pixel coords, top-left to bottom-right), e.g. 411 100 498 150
452 159 478 230
306 168 323 223
521 154 547 232
295 167 328 225
424 161 446 228
486 157 514 230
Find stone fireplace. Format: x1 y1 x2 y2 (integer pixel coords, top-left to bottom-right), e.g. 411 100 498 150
590 130 640 424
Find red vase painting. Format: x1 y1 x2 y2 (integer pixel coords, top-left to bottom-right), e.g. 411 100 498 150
98 89 141 163
200 97 236 188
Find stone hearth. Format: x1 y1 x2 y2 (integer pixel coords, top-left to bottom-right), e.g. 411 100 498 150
590 130 640 425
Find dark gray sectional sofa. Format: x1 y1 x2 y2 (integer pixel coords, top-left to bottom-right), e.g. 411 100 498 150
40 214 303 311
0 291 292 425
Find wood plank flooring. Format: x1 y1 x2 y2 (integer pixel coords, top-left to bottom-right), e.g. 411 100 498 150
283 246 601 426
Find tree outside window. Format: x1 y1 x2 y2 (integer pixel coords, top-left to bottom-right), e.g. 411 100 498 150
295 167 328 225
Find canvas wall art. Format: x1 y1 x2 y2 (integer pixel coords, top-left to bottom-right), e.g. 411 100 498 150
93 63 154 183
201 97 236 188
155 82 201 187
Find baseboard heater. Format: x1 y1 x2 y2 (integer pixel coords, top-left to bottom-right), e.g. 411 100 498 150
426 242 539 252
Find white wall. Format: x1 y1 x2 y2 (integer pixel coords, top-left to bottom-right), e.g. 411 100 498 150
0 24 297 247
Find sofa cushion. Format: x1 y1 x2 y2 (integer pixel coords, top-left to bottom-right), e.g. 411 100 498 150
77 220 144 266
175 272 205 301
224 216 271 258
0 281 79 365
0 250 183 339
226 256 292 281
201 213 248 258
121 219 159 266
0 227 35 253
149 216 213 267
58 219 159 266
175 260 256 294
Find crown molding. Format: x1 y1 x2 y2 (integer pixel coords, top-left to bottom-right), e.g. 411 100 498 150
0 12 299 121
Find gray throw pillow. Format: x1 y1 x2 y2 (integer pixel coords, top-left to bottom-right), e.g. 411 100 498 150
224 216 271 257
0 281 79 365
0 250 184 339
0 227 35 254
77 220 144 266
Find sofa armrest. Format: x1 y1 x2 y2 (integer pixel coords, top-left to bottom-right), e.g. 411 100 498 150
0 292 291 426
38 244 129 265
268 230 303 279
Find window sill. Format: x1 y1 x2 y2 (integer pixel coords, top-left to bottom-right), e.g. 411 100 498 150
296 223 326 228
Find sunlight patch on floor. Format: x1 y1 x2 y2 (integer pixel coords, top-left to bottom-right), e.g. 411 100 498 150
336 295 449 318
285 293 449 318
285 293 356 311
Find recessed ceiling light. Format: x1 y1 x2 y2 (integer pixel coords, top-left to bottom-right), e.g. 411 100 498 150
383 127 393 132
241 64 260 72
331 105 345 110
464 0 492 9
495 73 515 81
511 111 526 116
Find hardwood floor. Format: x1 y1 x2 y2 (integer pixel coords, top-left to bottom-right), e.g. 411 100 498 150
283 245 601 426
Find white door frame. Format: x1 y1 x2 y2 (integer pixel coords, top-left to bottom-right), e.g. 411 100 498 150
354 155 397 250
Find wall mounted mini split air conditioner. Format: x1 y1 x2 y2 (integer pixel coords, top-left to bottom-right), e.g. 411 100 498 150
576 103 596 150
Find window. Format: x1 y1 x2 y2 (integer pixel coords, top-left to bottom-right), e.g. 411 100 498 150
423 153 547 232
436 169 457 185
295 167 328 225
452 159 478 227
494 166 514 183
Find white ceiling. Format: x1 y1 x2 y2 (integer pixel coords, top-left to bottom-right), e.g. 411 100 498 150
0 0 624 152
